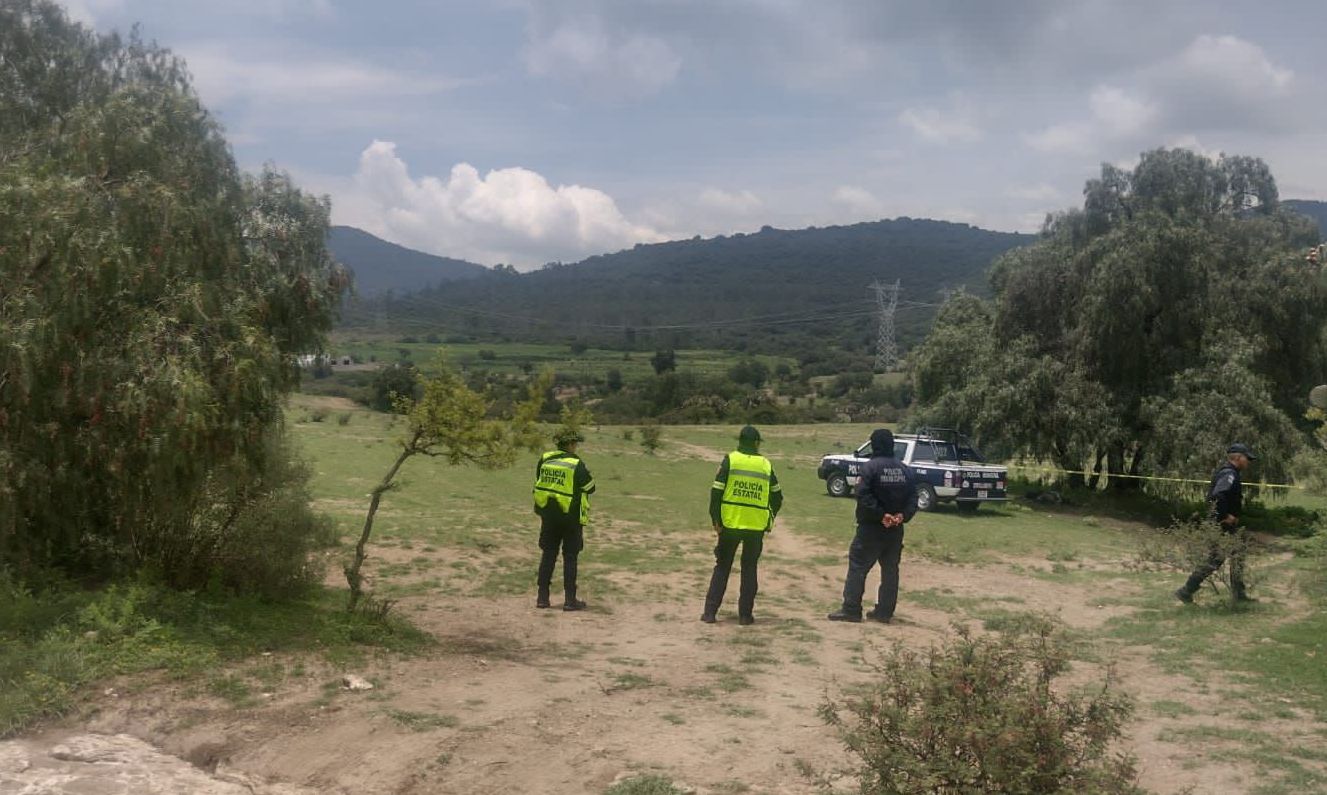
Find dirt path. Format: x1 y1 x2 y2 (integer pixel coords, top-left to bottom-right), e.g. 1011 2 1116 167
10 522 1318 794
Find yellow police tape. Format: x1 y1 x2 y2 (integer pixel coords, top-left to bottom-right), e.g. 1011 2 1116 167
1003 463 1303 491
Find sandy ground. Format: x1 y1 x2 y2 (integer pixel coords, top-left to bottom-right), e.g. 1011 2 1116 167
14 520 1321 795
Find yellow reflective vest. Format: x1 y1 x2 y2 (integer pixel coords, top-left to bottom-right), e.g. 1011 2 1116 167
533 450 591 524
717 451 775 531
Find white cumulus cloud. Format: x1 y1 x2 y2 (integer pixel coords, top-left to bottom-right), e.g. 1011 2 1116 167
1171 34 1292 94
342 141 665 268
1089 86 1157 137
698 188 763 215
831 186 885 220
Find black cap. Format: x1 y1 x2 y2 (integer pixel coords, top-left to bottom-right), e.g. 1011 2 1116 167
739 425 762 443
1227 443 1257 460
555 429 586 446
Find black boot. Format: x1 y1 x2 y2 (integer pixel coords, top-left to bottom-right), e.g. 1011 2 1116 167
563 593 587 611
828 610 862 623
536 588 551 609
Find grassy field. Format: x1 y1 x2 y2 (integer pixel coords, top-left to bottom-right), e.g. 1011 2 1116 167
325 337 795 381
5 397 1325 793
287 397 1327 794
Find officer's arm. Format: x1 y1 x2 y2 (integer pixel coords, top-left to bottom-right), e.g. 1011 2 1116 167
768 469 783 518
709 456 729 527
901 466 920 523
1211 472 1238 524
855 460 886 523
576 460 595 495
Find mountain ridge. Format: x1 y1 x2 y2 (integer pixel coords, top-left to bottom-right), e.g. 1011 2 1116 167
334 216 1037 355
328 226 488 296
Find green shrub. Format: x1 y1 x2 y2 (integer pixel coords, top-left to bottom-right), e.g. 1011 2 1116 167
1137 517 1263 607
639 425 663 455
140 431 336 598
821 617 1142 794
604 775 686 795
310 408 328 423
337 412 352 426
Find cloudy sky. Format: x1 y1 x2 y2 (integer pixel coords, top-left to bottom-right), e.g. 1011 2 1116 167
72 0 1327 268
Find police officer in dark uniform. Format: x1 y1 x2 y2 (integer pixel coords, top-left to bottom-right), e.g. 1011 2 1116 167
533 429 595 611
1174 443 1256 604
829 428 918 623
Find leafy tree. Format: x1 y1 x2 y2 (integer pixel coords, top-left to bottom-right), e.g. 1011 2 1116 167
650 348 677 375
913 149 1326 489
345 355 549 610
371 362 421 412
728 358 769 389
605 368 624 392
0 1 345 576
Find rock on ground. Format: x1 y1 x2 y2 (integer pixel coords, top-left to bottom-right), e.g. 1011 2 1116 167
0 733 315 795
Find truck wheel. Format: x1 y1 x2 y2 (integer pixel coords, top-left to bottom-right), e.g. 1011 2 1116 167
956 500 979 514
916 484 937 512
825 472 850 498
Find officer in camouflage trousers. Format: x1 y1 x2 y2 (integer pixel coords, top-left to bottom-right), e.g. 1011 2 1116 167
533 429 595 611
702 425 783 625
829 428 918 623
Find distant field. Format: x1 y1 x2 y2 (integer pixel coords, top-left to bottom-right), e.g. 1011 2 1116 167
325 337 796 382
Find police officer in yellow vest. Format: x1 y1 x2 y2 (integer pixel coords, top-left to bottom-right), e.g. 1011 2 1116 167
702 426 783 625
533 429 595 611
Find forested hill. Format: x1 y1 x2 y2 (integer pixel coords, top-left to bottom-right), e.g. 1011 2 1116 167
338 218 1035 356
1286 199 1327 237
328 226 488 295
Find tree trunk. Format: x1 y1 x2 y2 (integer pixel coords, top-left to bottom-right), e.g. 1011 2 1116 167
1122 444 1146 491
1087 448 1106 490
1052 441 1085 490
345 446 414 611
1107 443 1126 491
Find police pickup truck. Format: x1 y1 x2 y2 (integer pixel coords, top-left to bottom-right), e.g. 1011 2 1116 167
816 429 1007 511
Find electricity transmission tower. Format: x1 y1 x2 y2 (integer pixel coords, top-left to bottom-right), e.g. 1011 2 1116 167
871 279 900 372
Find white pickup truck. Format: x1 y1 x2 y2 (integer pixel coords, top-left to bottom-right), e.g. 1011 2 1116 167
816 430 1008 512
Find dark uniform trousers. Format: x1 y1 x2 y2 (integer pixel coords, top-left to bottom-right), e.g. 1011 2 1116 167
704 528 765 618
537 514 583 599
1183 524 1247 597
842 523 905 618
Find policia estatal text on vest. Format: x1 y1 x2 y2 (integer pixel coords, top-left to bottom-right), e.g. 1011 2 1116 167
533 429 596 611
702 426 783 625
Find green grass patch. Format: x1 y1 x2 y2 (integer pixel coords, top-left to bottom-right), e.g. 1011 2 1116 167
0 579 431 738
385 709 459 731
1151 700 1199 718
603 774 688 795
609 672 656 692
